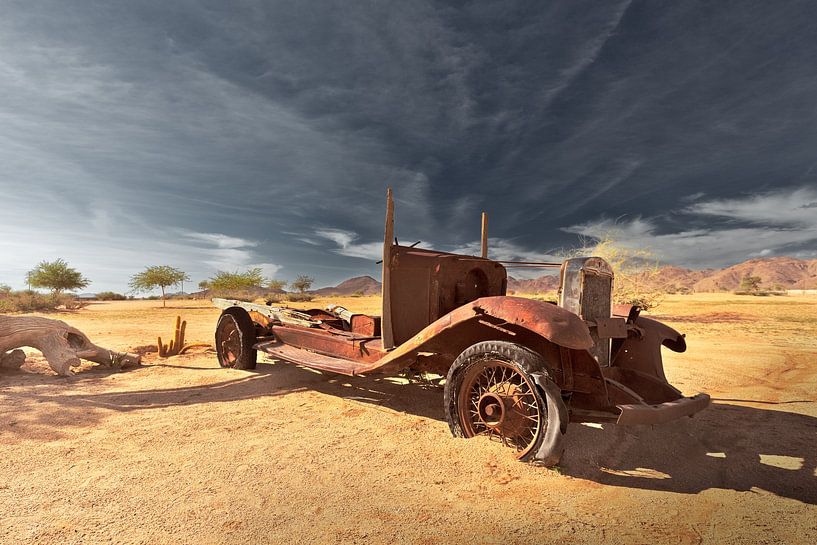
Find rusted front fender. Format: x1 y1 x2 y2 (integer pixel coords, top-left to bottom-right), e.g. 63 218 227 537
469 296 594 350
360 296 594 375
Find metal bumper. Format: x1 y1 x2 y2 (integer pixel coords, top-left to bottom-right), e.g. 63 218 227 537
616 393 711 425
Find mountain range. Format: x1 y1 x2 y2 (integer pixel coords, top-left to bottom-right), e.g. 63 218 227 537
313 257 817 295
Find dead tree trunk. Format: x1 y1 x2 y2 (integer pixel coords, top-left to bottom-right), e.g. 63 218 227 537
0 316 141 376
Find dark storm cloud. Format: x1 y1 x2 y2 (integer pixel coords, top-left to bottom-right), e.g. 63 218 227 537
1 0 816 290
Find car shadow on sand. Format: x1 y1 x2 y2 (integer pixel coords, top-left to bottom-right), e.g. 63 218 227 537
53 362 447 420
560 402 817 505
0 360 446 440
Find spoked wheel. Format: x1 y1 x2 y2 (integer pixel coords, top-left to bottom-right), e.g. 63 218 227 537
215 308 257 370
445 341 567 465
457 359 542 457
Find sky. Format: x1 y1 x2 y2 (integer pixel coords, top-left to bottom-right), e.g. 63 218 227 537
2 0 817 293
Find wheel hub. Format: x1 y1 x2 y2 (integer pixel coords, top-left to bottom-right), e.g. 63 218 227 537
478 382 534 438
477 392 506 427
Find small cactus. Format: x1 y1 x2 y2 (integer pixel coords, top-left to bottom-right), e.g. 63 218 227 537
158 315 187 357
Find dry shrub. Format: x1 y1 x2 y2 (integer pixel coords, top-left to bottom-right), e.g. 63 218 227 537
264 293 285 304
97 291 128 301
59 295 87 310
568 234 664 311
527 291 559 304
286 293 314 302
208 289 288 303
0 290 63 312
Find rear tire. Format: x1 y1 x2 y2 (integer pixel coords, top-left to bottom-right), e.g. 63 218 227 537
444 341 567 466
215 308 258 370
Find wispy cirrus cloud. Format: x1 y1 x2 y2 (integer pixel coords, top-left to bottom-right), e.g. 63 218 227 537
686 187 817 227
563 187 817 267
183 232 280 278
312 229 383 260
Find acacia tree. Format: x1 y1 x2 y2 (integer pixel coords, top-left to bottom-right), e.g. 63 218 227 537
290 275 314 293
267 279 287 291
27 259 90 296
129 266 189 307
207 268 265 291
739 275 762 293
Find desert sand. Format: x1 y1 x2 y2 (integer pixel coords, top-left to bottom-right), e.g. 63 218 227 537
1 294 816 544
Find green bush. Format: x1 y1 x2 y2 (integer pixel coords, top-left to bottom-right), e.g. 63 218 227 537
207 268 265 291
96 291 128 301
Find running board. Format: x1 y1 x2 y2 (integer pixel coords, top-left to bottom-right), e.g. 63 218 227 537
254 340 370 376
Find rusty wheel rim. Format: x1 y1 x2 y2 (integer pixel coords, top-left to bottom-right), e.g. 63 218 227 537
216 316 241 368
457 359 542 458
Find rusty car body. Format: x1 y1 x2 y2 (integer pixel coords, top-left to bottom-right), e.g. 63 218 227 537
213 189 709 465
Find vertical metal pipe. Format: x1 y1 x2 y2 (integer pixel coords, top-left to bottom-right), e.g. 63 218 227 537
481 211 488 258
381 188 395 349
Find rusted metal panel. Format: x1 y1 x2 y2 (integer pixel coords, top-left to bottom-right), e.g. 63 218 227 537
470 296 593 350
255 340 371 376
351 315 380 337
271 325 385 364
559 345 574 390
610 316 687 383
386 246 507 345
594 317 628 339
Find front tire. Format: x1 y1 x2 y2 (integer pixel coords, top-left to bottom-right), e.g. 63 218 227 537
215 308 258 370
444 341 567 465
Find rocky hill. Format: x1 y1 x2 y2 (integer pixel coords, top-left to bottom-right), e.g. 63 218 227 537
624 257 817 292
689 257 817 292
313 275 382 296
645 266 713 292
507 274 560 294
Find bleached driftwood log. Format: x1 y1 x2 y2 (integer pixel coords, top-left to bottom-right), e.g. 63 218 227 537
0 315 141 376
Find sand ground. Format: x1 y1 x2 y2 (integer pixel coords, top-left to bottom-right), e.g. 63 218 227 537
1 294 816 544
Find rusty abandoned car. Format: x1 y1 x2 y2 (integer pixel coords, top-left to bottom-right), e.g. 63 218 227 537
213 190 710 465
